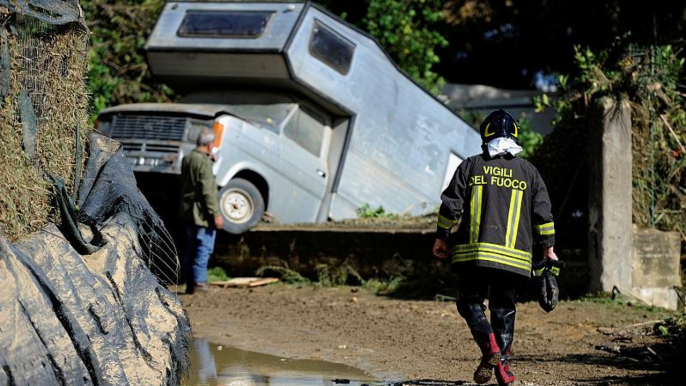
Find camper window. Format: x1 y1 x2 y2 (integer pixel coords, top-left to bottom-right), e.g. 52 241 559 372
284 107 326 156
177 11 272 38
309 21 355 75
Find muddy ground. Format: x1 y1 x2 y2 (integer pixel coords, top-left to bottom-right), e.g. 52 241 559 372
180 284 682 386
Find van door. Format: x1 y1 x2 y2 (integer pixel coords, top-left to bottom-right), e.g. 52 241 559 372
279 105 331 219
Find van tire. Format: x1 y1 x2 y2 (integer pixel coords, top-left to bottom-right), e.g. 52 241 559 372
218 178 265 234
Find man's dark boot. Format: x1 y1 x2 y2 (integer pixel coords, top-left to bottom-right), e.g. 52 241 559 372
495 357 516 386
473 332 501 384
492 308 516 385
457 301 499 384
194 283 210 292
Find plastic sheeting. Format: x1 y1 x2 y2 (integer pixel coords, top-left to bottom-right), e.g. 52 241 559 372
0 1 87 29
0 135 190 385
77 134 180 285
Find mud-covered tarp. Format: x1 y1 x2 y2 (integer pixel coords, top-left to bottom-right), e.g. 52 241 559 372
0 135 190 385
76 134 180 285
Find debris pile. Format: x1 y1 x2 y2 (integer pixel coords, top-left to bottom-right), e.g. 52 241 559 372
0 2 189 384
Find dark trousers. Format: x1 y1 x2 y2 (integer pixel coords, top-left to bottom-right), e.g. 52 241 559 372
183 224 216 287
455 266 521 357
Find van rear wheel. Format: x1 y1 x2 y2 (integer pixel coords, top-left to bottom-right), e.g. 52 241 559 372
218 178 264 234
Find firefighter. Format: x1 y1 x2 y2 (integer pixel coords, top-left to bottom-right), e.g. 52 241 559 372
433 109 558 385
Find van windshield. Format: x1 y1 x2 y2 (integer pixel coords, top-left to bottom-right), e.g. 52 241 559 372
181 92 296 131
223 104 295 131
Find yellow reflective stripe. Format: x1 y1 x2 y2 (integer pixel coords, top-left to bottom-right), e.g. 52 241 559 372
455 248 529 263
535 222 555 236
437 214 457 229
453 256 530 272
469 186 483 243
452 251 531 271
476 186 483 240
505 190 523 248
511 190 523 247
533 265 560 276
469 187 476 242
453 242 531 260
505 191 516 246
454 241 531 256
536 222 554 230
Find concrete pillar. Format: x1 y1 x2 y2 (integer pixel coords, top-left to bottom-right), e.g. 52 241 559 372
588 98 633 292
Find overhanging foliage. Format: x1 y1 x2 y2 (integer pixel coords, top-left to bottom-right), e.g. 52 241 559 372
532 43 685 252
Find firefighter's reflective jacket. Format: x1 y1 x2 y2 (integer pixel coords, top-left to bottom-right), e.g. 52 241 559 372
436 153 555 277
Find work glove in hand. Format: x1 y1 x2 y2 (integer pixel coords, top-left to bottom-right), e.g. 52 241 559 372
532 259 565 313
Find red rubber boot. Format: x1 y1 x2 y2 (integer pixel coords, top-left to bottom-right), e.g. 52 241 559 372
473 333 502 384
495 357 516 386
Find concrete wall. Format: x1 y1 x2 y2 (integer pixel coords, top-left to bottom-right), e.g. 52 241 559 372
588 98 633 292
633 229 682 310
210 227 591 299
586 97 682 309
213 228 439 280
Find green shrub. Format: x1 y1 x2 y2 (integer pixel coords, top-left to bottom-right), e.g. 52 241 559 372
207 267 229 283
256 265 311 284
356 203 398 219
531 44 685 257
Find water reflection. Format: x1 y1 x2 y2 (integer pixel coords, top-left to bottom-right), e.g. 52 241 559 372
193 339 217 384
187 339 377 386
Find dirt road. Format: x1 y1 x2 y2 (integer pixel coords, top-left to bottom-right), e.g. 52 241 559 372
181 284 680 385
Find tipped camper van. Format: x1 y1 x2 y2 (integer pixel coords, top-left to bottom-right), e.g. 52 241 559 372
96 1 481 234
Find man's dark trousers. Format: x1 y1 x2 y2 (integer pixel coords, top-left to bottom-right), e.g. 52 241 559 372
183 224 217 289
455 267 521 357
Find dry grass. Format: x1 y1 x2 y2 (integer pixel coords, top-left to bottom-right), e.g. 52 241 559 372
0 17 90 241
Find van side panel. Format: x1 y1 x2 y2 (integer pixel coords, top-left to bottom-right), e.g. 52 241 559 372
214 116 322 223
285 8 482 218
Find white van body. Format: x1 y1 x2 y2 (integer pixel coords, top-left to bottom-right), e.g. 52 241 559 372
97 1 481 233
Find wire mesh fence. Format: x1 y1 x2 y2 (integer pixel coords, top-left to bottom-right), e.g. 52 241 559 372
0 1 180 286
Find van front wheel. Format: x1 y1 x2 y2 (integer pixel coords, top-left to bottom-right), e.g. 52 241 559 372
218 178 265 234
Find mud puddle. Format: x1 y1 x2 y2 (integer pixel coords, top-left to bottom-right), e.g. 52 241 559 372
186 339 379 386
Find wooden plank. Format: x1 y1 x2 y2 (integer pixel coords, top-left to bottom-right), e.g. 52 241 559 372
208 281 232 288
247 278 279 287
209 277 279 288
226 278 259 286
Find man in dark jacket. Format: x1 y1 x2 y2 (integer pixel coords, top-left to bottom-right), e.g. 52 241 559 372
433 110 558 386
179 127 224 294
